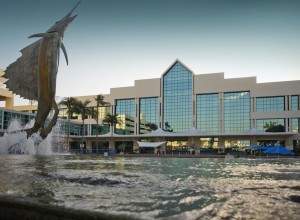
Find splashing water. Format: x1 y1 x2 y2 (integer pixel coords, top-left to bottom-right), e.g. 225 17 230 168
0 119 65 155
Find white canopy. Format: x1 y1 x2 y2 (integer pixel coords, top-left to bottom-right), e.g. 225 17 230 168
139 128 175 137
137 141 166 148
177 127 208 136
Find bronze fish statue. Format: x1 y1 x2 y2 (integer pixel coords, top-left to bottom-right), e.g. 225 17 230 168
4 1 80 139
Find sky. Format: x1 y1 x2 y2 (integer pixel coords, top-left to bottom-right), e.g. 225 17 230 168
0 0 299 106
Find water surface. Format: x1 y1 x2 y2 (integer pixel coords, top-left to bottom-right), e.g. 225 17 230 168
0 155 299 219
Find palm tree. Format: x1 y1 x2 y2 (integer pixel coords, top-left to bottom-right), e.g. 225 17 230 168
94 94 110 151
145 122 158 131
103 113 122 149
74 99 94 152
59 97 78 151
264 122 285 132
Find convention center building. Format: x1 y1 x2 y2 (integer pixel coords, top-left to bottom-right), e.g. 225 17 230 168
1 60 300 154
60 60 300 154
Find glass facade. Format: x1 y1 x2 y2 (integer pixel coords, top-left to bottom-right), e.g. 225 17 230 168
256 96 285 112
166 137 189 152
291 118 299 133
91 124 110 135
196 93 219 132
291 95 299 111
223 92 250 133
163 62 192 132
139 97 158 134
256 118 285 132
59 120 86 136
200 138 219 148
0 109 2 129
3 111 35 129
93 106 111 120
58 108 68 119
224 140 250 150
115 99 135 135
91 106 111 135
115 141 133 153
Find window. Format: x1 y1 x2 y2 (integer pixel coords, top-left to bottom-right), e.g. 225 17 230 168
256 119 285 132
291 118 299 133
115 99 135 135
197 93 219 132
163 62 192 132
256 96 285 112
291 95 299 111
224 92 250 133
139 97 158 134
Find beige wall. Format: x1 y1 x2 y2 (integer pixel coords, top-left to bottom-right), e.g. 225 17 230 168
193 71 300 97
14 104 37 112
194 73 257 94
109 78 161 99
0 68 14 109
253 81 300 97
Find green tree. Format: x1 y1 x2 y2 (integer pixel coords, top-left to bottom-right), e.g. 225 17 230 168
103 113 122 149
145 122 158 131
74 99 95 151
94 94 110 150
164 121 173 132
264 122 285 132
59 97 78 150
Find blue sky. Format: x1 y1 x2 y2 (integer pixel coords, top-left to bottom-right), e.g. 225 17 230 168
0 0 299 105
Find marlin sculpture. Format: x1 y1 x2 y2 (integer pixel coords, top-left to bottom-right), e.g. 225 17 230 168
5 2 80 139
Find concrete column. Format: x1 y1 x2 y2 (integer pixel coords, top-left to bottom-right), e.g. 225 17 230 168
159 97 162 129
135 98 139 135
218 137 225 148
219 92 223 133
250 136 257 146
192 94 196 128
109 139 115 150
251 97 255 129
5 97 14 110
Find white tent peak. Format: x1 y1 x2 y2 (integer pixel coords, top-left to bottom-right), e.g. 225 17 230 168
178 127 208 136
140 128 175 136
242 128 266 134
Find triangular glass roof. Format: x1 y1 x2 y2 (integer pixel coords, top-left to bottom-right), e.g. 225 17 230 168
162 59 194 77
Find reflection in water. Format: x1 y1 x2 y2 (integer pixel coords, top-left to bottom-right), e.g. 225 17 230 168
0 155 300 219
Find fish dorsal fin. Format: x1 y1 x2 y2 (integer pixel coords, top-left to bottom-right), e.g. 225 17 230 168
4 40 41 100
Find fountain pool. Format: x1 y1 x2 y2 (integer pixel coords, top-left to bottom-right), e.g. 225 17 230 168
0 155 299 219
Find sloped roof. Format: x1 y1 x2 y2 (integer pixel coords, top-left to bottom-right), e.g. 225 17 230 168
177 127 208 136
161 59 195 77
140 128 175 137
240 128 296 136
241 128 267 135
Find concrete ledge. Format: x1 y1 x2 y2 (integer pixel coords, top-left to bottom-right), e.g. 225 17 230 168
0 196 133 220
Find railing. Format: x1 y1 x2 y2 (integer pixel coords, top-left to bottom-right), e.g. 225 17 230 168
71 148 117 155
